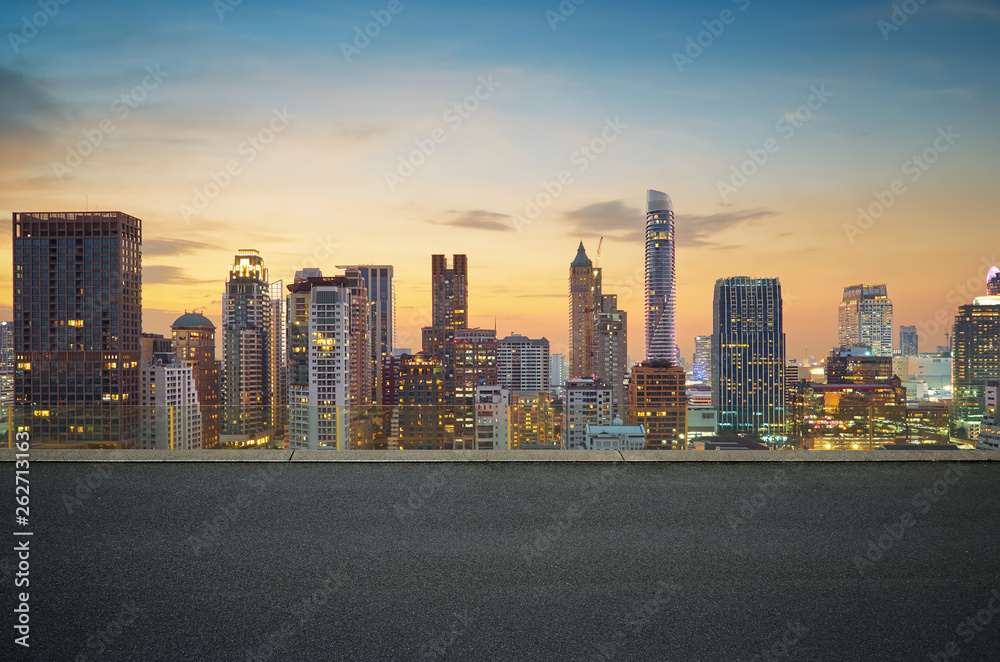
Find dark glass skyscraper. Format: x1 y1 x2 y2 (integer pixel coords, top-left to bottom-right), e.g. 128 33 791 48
711 277 786 439
13 211 142 447
645 189 677 363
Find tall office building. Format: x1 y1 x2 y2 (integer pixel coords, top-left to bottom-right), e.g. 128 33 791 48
838 284 893 356
171 312 220 448
269 280 288 441
422 255 468 401
13 211 141 448
287 273 353 450
952 274 1000 439
391 353 451 450
711 277 786 439
549 353 567 398
645 190 677 362
899 325 918 357
498 333 550 392
593 295 628 418
453 327 497 449
1 321 13 416
693 335 712 383
222 249 271 445
988 266 1000 296
139 334 201 451
338 265 395 404
825 347 894 385
627 360 687 449
569 243 599 379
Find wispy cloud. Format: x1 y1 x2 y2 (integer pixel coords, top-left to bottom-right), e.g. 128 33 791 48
144 238 215 256
429 209 513 232
143 266 213 285
561 201 777 248
0 66 62 142
936 0 1000 21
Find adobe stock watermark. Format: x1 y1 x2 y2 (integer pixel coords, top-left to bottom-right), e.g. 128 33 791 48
928 589 1000 661
724 469 788 533
509 117 627 231
52 66 169 180
384 74 501 192
914 256 997 343
843 126 960 243
853 463 970 575
179 108 294 221
545 0 586 31
878 0 930 41
213 0 244 21
341 0 406 62
672 0 751 73
7 0 71 54
750 621 810 662
716 84 833 203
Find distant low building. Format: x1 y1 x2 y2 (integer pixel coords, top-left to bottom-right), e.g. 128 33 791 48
585 422 645 451
977 381 1000 451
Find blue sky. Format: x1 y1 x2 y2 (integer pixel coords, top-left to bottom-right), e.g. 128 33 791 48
2 0 998 360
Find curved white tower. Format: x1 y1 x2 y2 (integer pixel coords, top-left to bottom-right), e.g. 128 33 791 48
645 190 677 362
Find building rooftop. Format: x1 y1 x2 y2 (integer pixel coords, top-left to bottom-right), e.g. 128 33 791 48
171 312 214 328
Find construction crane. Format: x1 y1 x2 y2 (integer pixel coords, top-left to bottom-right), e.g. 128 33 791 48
596 236 603 266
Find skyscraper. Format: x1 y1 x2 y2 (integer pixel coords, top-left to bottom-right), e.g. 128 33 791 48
269 280 288 442
838 284 893 356
338 265 395 404
952 272 1000 439
171 312 220 448
338 271 372 409
549 353 567 398
712 277 786 439
286 272 353 449
454 327 498 449
645 189 677 362
222 249 271 445
988 266 1000 296
569 242 598 379
899 325 918 357
693 335 712 383
593 294 628 418
13 211 141 448
423 255 468 401
627 360 687 449
498 333 550 392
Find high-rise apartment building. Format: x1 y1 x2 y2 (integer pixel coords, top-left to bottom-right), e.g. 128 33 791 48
569 242 598 379
423 255 468 402
474 384 509 450
563 378 613 450
977 380 1000 450
899 325 918 357
287 273 352 450
171 312 220 448
391 353 451 450
988 266 1000 296
454 327 497 449
139 334 201 450
711 277 786 439
222 249 271 445
338 265 395 404
509 391 559 449
645 190 677 362
952 275 1000 439
627 360 687 449
838 284 893 356
593 295 627 418
269 280 288 441
693 335 712 383
498 333 550 392
13 211 141 448
339 271 372 409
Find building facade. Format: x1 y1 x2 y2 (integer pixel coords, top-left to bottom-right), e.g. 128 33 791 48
838 284 893 357
952 287 1000 438
899 325 918 357
549 353 567 398
171 312 220 448
454 327 498 449
422 254 468 404
498 333 550 392
645 189 677 363
269 280 288 442
139 339 202 451
474 384 509 450
711 277 786 439
391 353 452 450
564 378 613 450
13 211 142 448
977 380 999 450
593 294 628 418
287 273 353 450
627 360 687 449
569 242 598 379
222 249 271 445
693 335 712 384
339 265 395 404
825 347 894 385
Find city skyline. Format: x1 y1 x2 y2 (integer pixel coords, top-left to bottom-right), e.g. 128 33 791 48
2 0 999 363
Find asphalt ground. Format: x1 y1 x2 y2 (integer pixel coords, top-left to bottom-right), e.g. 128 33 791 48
5 461 1000 661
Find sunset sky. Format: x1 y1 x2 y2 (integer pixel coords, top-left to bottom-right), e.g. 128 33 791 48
2 0 998 363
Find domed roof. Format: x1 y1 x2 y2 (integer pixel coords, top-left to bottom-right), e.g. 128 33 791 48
172 312 215 328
